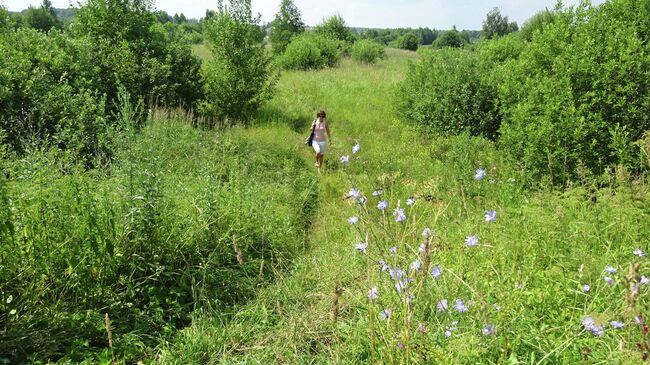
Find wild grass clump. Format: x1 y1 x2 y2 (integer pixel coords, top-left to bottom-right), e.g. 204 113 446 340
0 101 317 363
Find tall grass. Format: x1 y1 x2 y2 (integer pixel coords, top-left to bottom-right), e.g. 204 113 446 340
0 97 317 363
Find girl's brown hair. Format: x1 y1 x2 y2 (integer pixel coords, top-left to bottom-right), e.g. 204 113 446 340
317 110 326 118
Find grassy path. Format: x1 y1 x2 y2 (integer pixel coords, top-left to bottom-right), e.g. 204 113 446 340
162 49 650 364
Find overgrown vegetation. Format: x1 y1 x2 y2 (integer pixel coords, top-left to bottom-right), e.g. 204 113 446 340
397 0 650 183
199 0 276 121
351 39 385 64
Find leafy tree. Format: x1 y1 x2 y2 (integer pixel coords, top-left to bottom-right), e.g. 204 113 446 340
520 9 555 41
433 27 466 48
395 32 419 51
315 14 355 44
0 5 9 32
24 1 61 32
270 0 304 55
482 7 518 39
200 0 276 121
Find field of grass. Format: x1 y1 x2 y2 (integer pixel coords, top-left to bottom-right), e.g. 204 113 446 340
157 49 650 363
1 46 648 364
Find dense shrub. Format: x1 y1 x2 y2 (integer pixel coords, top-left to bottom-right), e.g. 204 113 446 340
398 0 650 183
281 32 343 70
200 0 276 121
0 115 317 363
394 32 418 51
314 14 355 44
351 39 385 64
497 0 650 182
71 0 204 110
433 28 467 48
0 29 109 157
396 48 500 140
269 0 304 55
281 32 322 70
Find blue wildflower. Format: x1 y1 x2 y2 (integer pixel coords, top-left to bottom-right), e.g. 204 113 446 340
454 299 468 313
340 155 349 165
437 299 448 313
368 287 378 301
582 316 604 336
389 246 397 256
410 260 421 272
465 235 479 248
604 276 615 286
641 276 649 285
485 210 497 223
419 243 426 253
372 190 382 196
634 248 645 257
347 188 360 200
355 242 368 253
379 309 392 321
610 321 624 329
393 208 406 222
421 227 432 238
406 198 415 206
347 216 358 225
604 266 617 274
377 200 388 211
582 284 591 293
352 143 360 154
475 168 486 181
482 324 496 336
430 266 442 279
395 280 407 294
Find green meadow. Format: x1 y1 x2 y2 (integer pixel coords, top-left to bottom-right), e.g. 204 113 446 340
156 49 650 364
2 1 650 363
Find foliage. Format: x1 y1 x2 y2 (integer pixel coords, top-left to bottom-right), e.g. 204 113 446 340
0 108 317 362
71 0 204 110
269 0 305 55
281 32 343 70
396 48 500 139
351 39 385 64
497 0 650 182
394 32 418 51
361 27 437 46
519 9 555 41
433 27 467 48
200 0 276 121
0 29 109 158
280 32 323 70
23 1 61 32
315 14 355 45
399 0 650 183
0 5 9 32
481 7 518 39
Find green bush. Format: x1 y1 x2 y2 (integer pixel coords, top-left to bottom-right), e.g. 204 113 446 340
269 0 304 55
281 32 322 70
281 32 343 70
350 39 385 64
497 0 650 182
433 28 467 48
396 48 500 140
0 115 317 363
314 14 355 44
394 32 418 51
199 0 276 121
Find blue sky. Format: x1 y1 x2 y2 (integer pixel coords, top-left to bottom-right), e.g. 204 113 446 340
3 0 606 29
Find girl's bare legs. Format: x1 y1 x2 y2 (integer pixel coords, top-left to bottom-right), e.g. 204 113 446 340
318 154 324 170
